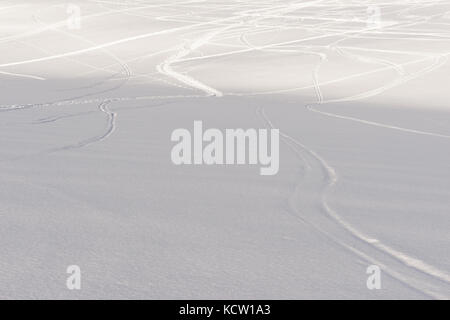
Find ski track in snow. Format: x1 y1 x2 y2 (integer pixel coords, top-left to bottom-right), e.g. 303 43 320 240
156 0 450 299
42 100 117 153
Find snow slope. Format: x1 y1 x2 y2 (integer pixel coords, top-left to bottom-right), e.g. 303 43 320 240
0 0 449 299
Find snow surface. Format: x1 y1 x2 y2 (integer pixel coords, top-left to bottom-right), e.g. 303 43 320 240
0 0 449 299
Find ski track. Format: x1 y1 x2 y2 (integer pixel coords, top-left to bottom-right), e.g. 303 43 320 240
291 9 450 295
42 100 117 153
155 0 450 298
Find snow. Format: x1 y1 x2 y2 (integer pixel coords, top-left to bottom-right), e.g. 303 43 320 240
0 0 449 299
